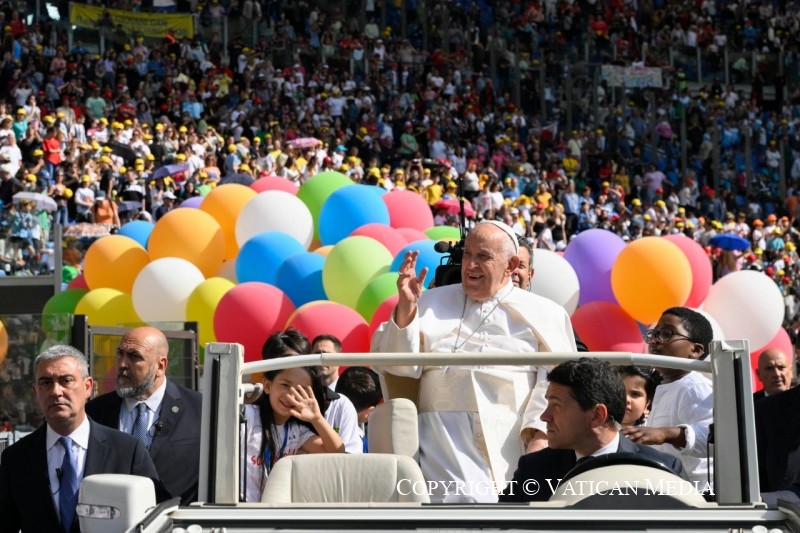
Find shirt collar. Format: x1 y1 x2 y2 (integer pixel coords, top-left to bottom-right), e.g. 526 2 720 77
575 431 620 462
122 378 167 414
46 415 91 451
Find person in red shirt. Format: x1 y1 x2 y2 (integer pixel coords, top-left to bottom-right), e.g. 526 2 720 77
41 127 61 186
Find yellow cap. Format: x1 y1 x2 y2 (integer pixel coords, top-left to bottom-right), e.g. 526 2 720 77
102 146 113 153
124 119 133 126
91 141 100 150
81 174 91 182
25 173 36 182
119 166 127 173
56 111 65 118
99 117 108 124
100 156 112 164
146 154 155 160
175 154 186 161
239 163 251 171
63 188 73 199
179 126 187 132
32 149 43 157
228 144 237 152
155 123 164 130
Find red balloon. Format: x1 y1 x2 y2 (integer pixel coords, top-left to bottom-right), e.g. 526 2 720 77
214 282 296 362
369 294 399 339
750 327 793 392
662 234 713 308
286 300 370 353
251 175 299 195
67 273 89 290
396 227 430 243
571 301 645 353
350 223 409 257
382 190 434 231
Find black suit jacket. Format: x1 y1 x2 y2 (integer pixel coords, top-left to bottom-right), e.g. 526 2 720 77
755 385 800 492
499 435 687 502
753 389 766 402
0 419 158 533
86 379 202 505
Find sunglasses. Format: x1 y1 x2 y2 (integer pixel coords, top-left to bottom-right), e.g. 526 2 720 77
643 327 695 345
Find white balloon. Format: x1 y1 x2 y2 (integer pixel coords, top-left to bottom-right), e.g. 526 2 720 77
701 270 784 351
694 309 726 341
530 249 580 315
216 260 238 283
132 257 205 323
236 191 314 249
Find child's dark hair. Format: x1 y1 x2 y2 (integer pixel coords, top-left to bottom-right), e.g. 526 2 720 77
336 367 382 412
617 365 662 426
256 329 326 470
662 307 714 359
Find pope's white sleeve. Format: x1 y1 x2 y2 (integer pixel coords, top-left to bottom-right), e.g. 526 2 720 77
370 306 423 379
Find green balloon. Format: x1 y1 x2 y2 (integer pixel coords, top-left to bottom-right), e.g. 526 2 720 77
43 289 89 314
323 236 393 310
425 225 462 241
356 272 400 320
297 171 353 240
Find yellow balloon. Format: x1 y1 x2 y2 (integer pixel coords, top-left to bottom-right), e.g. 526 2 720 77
611 237 692 324
84 235 150 293
186 277 236 346
75 288 142 327
148 209 226 278
199 184 257 260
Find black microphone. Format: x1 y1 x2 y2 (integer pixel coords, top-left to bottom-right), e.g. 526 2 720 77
434 241 452 253
56 468 63 480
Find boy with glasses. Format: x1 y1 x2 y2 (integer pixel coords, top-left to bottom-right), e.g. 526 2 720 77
622 307 714 489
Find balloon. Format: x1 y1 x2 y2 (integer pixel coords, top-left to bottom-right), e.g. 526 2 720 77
571 301 645 353
199 184 257 260
356 272 399 320
368 294 399 338
84 235 150 293
318 184 391 245
702 270 785 351
313 245 334 257
147 208 225 278
390 240 442 282
132 258 205 323
67 274 89 290
382 189 434 231
216 260 238 283
308 237 323 251
662 234 713 308
564 229 626 306
117 220 155 249
275 252 327 307
285 301 370 353
179 196 204 208
236 190 314 249
236 231 306 285
425 225 462 241
0 321 7 365
296 171 353 239
186 277 236 347
214 282 296 362
251 175 299 195
76 288 141 327
350 223 409 257
526 249 581 315
750 327 794 392
43 288 89 315
694 309 726 342
396 227 430 243
323 236 393 309
611 237 692 324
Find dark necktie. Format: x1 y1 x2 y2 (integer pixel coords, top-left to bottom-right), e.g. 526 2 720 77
132 403 150 448
58 436 79 533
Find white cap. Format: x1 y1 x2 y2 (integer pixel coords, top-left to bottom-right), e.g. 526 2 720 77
478 220 520 254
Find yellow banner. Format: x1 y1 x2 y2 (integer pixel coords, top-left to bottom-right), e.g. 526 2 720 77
70 3 194 39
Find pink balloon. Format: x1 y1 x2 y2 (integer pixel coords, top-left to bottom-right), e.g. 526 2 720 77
67 273 89 290
350 223 409 257
251 175 299 195
571 301 645 353
396 227 430 243
285 300 371 353
382 190 434 231
214 282 296 362
662 234 713 308
369 294 399 338
750 327 793 392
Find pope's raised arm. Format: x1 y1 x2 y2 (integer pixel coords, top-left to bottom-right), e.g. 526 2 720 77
394 250 429 329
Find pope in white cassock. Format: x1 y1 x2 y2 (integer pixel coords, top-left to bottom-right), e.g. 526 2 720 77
372 221 577 503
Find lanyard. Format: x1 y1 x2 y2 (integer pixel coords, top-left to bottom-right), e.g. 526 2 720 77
263 423 290 473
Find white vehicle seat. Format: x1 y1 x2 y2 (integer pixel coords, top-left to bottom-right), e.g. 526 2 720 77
261 453 429 504
367 398 419 460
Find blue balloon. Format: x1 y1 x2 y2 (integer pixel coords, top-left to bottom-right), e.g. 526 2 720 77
117 220 154 249
319 184 390 246
390 240 442 283
236 231 306 285
275 252 327 307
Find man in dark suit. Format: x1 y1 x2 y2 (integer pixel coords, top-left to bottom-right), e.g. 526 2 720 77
756 382 800 496
0 345 159 533
499 358 686 502
754 347 793 402
86 326 202 506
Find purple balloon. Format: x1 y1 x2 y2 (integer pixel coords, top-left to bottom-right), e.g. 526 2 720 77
179 196 204 208
563 229 626 306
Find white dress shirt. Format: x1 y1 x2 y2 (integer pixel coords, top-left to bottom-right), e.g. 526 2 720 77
47 417 91 514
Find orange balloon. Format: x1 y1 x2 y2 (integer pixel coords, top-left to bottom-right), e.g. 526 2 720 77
148 209 225 277
200 184 257 260
313 245 334 257
611 237 692 324
308 237 323 251
84 235 150 293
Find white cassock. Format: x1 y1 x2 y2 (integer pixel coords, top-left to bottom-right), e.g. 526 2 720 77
372 281 576 503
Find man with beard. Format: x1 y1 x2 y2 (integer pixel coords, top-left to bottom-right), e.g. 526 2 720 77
86 326 202 505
